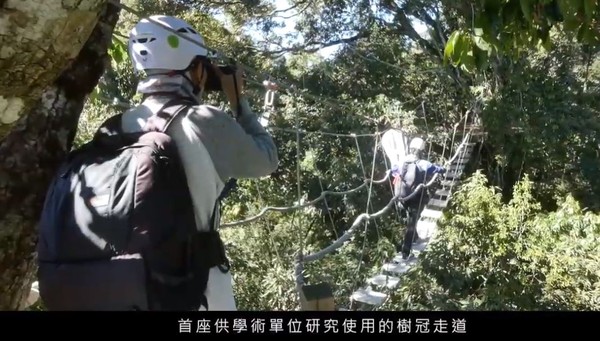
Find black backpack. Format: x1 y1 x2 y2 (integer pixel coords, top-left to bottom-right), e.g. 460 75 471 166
36 98 229 311
395 159 427 208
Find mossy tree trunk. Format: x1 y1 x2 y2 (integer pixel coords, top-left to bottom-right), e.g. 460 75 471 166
0 0 120 310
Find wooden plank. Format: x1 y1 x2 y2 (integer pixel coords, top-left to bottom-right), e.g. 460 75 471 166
420 208 444 220
440 180 459 187
368 274 400 289
449 164 465 172
391 252 420 264
435 188 452 197
427 198 448 208
411 240 428 253
382 260 416 275
416 219 437 238
351 288 387 307
445 171 462 179
432 194 448 202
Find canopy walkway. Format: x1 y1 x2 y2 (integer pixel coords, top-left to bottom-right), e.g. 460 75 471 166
24 115 484 311
289 116 485 311
20 2 489 311
347 128 484 310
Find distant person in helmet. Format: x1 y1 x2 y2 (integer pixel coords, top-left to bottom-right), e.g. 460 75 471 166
391 137 445 259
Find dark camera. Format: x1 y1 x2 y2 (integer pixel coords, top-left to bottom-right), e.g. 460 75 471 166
204 64 237 92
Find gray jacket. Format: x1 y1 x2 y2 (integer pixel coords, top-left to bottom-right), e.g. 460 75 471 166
120 74 279 231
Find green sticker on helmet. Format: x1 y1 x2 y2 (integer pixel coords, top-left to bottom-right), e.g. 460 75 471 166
167 35 179 48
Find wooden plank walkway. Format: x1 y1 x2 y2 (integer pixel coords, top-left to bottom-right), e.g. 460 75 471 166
347 138 480 310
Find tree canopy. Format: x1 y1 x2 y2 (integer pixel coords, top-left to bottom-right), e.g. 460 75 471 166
443 0 600 72
1 0 599 311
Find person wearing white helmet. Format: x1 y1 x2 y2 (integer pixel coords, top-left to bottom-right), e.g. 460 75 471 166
408 137 426 155
390 136 445 259
123 15 279 310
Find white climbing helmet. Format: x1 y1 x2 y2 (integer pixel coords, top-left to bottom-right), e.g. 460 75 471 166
409 137 426 151
128 15 209 72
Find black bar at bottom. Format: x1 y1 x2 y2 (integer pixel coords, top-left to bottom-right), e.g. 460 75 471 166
2 311 596 337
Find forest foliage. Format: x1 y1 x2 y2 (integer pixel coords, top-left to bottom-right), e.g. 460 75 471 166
69 0 600 310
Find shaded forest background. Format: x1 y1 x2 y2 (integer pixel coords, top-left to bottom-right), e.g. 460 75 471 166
1 0 599 310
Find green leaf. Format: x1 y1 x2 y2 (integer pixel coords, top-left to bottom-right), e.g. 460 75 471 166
576 22 593 43
444 31 461 65
459 36 476 73
520 0 532 21
473 45 490 70
558 0 582 31
454 33 467 65
108 35 128 65
537 37 553 53
473 35 492 52
583 0 597 23
584 27 600 45
474 11 495 37
89 86 100 101
503 0 523 26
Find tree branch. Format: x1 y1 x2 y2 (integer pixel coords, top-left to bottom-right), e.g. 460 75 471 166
261 31 370 56
271 0 313 20
411 7 448 51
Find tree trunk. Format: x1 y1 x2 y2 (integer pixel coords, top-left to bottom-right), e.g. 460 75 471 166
0 0 120 310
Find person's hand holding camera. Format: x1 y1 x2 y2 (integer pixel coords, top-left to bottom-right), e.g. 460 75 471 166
211 63 245 116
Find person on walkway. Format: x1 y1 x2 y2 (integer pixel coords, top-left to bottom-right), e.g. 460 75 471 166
36 15 278 311
124 15 279 310
391 137 445 259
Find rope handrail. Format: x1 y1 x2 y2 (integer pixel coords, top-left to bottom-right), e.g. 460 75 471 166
220 171 391 228
100 0 487 310
93 91 469 231
293 131 473 290
222 121 474 228
302 173 442 263
269 127 381 138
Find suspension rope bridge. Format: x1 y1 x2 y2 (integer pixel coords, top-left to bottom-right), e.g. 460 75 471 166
80 91 481 311
347 130 480 310
26 1 486 310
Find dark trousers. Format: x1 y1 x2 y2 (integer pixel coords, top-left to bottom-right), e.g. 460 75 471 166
397 191 428 257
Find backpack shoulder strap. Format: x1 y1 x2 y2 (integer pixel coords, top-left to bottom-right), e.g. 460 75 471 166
92 97 195 140
144 98 196 133
94 114 124 140
400 159 414 177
